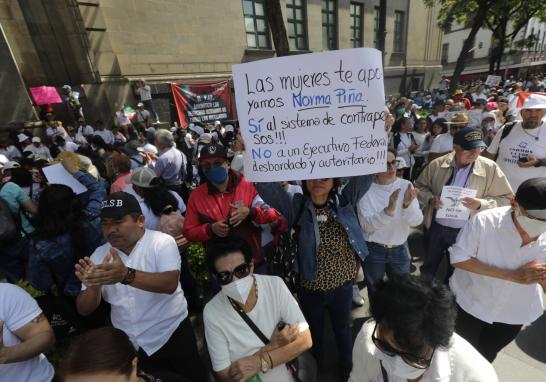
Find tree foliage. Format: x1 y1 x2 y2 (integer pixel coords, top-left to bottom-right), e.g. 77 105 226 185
425 0 495 91
484 0 546 73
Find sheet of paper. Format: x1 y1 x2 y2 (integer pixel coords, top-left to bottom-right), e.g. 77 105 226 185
436 186 477 220
42 163 88 194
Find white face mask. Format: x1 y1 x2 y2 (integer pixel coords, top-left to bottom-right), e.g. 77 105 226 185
516 207 546 238
375 352 427 380
221 275 254 305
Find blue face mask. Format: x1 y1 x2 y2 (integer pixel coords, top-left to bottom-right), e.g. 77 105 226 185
204 166 228 184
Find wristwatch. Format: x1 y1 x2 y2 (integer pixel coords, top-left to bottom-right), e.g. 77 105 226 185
260 354 270 373
121 267 136 285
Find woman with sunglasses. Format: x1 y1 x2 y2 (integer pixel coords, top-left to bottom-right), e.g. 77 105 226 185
349 274 498 382
356 149 422 297
203 236 312 382
256 171 373 382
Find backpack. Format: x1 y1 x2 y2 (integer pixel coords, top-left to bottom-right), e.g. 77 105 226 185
499 121 517 144
0 183 20 242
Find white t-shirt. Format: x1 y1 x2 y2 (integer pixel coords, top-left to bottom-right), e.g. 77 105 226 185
124 187 186 231
0 145 22 160
58 141 79 152
430 132 453 154
77 124 94 136
136 109 151 122
0 284 55 382
82 229 187 355
204 275 309 382
137 85 152 101
357 178 423 246
46 126 66 138
94 129 115 145
116 111 131 126
24 144 52 160
486 121 546 191
449 206 545 325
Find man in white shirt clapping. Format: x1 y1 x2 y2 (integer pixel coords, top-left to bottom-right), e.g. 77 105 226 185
450 177 546 362
75 192 206 381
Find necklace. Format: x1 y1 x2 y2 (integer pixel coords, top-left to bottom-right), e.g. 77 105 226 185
522 126 541 141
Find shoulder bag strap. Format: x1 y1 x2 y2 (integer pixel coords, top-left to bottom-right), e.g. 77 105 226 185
380 361 389 382
228 297 270 345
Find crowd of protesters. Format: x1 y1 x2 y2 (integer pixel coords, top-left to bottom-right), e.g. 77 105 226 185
0 73 546 382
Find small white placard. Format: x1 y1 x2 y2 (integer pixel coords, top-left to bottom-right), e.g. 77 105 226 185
436 186 477 220
42 163 88 194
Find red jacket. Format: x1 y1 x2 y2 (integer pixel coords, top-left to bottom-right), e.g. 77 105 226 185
183 170 280 264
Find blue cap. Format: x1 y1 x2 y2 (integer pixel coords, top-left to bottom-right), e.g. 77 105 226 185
453 127 486 150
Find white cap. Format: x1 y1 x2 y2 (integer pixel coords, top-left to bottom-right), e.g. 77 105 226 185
137 102 144 107
224 124 234 133
32 137 41 143
198 133 212 144
62 84 71 90
189 125 204 136
170 127 177 132
522 94 546 109
481 112 496 121
3 161 21 170
18 134 29 143
396 157 408 169
0 154 8 165
214 120 222 126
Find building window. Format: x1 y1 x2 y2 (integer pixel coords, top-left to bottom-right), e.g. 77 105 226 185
321 0 337 50
441 43 449 65
373 6 380 49
287 0 308 50
243 0 270 49
393 11 405 53
350 3 363 48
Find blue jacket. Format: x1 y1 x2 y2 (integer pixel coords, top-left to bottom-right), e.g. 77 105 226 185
255 175 372 282
29 171 106 296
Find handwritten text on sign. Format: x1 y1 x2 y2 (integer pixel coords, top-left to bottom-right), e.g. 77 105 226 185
232 48 387 182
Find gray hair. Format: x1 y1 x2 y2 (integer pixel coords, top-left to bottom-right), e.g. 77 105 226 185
155 129 174 148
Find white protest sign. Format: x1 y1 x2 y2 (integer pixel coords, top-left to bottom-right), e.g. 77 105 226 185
436 186 477 220
42 163 87 194
437 111 456 122
232 48 387 182
485 75 502 87
466 109 483 128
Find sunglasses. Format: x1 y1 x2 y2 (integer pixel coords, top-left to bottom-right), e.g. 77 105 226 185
372 323 434 369
215 263 251 285
386 159 400 169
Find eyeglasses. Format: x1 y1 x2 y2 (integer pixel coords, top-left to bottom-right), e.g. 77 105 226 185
215 263 251 285
386 159 400 169
371 323 434 369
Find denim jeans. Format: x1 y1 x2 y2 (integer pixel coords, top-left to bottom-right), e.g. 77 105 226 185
298 281 353 380
421 221 461 280
142 99 159 121
364 242 410 296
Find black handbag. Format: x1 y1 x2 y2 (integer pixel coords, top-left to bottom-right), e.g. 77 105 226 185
229 296 317 382
35 259 81 340
268 201 307 293
36 291 81 340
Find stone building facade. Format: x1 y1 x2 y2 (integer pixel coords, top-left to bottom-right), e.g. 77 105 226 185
0 0 443 126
